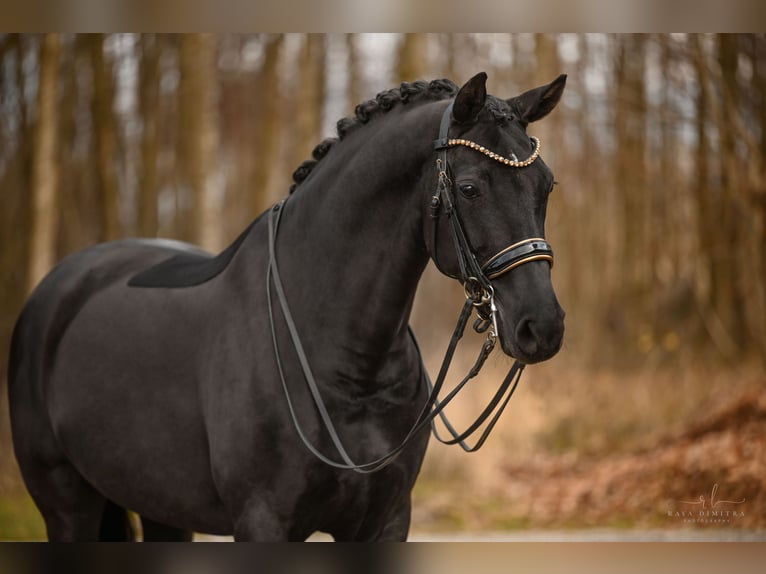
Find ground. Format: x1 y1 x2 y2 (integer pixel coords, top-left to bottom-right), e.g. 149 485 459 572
412 363 765 535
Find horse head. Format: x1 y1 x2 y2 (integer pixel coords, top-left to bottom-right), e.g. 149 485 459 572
426 72 567 364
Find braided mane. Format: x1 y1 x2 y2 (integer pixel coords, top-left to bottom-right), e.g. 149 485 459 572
289 78 459 194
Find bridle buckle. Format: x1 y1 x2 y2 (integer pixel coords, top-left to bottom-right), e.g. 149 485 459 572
464 277 492 307
464 278 498 347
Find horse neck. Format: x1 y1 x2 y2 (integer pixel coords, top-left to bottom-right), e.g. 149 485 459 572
265 104 441 385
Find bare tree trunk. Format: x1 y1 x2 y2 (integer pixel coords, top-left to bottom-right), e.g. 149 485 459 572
252 34 284 213
28 33 61 292
288 34 326 182
90 34 121 241
1 36 33 325
715 34 748 352
179 33 221 251
511 34 535 91
691 35 739 358
716 34 766 359
346 34 362 110
7 35 32 266
396 33 430 80
155 35 182 239
137 33 160 237
533 34 559 85
533 34 561 162
57 35 84 253
656 34 675 276
752 35 766 362
12 34 32 189
614 35 648 301
441 34 457 81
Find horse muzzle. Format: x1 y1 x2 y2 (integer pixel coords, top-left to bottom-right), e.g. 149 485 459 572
504 312 565 364
492 272 565 364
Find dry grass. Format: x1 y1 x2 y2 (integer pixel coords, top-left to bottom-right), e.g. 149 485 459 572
412 347 766 532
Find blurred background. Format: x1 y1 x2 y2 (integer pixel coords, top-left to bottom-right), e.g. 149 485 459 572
0 33 764 539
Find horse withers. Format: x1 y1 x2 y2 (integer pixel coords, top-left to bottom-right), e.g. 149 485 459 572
8 72 566 541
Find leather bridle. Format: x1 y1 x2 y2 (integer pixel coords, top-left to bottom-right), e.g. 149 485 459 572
429 101 554 320
266 100 555 473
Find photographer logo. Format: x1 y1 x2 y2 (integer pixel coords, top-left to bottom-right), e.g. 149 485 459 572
667 483 746 524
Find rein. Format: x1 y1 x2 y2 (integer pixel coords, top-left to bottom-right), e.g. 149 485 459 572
266 100 554 473
426 101 553 450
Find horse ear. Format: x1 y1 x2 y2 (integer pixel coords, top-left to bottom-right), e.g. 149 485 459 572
509 74 567 124
452 72 488 124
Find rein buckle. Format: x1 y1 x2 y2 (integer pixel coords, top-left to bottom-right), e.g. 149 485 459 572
465 278 499 348
464 277 493 307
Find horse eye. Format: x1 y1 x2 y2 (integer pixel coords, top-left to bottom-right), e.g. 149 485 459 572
459 183 479 198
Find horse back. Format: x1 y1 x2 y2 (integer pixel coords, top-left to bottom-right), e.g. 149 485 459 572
10 238 208 390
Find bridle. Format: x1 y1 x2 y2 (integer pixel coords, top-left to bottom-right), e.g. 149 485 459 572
429 101 554 325
266 100 555 473
422 100 555 449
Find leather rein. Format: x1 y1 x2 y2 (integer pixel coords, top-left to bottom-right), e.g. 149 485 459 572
266 101 554 473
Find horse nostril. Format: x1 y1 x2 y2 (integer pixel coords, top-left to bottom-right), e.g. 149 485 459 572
512 315 565 362
514 318 539 356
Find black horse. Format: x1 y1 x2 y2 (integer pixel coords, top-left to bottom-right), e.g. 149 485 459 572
8 72 566 541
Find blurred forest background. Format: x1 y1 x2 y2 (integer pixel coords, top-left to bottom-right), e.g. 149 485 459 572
0 33 765 539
